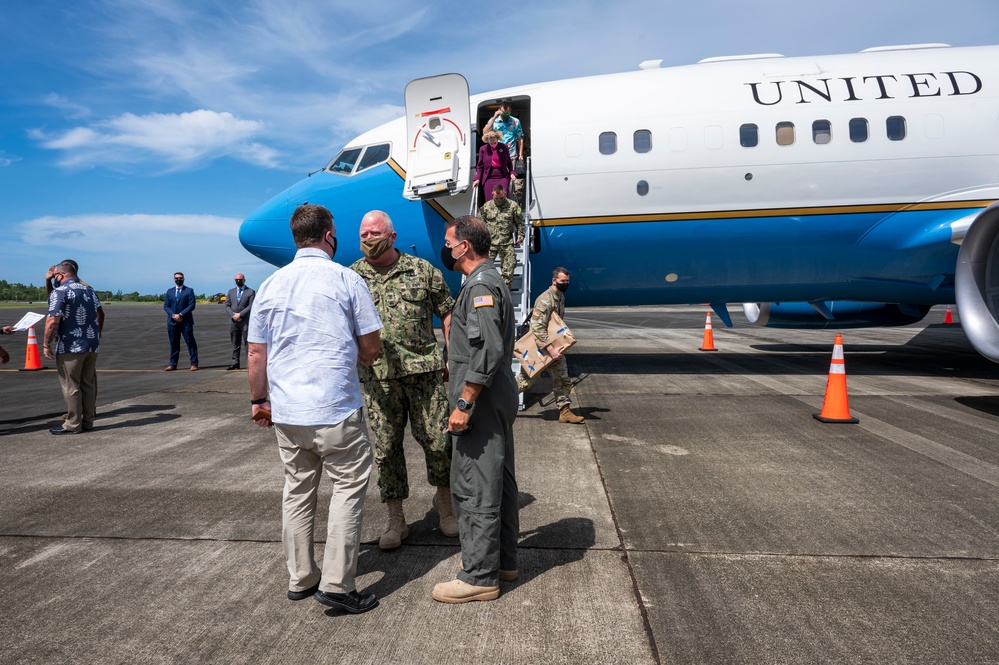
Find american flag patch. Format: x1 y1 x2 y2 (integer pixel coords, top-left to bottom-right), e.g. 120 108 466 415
473 295 494 308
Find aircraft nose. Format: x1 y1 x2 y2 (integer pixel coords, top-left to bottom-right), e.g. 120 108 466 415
239 192 296 267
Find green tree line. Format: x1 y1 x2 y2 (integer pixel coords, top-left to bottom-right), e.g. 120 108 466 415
0 280 166 302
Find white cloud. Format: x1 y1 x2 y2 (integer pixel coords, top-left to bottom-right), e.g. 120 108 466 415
12 213 275 294
31 109 276 170
43 93 92 119
19 213 242 248
0 151 19 167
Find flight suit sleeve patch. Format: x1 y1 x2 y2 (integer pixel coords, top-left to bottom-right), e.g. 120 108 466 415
473 295 494 308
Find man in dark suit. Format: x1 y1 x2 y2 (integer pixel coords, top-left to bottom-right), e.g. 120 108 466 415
164 271 199 371
225 273 255 370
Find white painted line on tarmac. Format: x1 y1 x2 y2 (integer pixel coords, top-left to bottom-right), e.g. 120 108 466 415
849 412 999 489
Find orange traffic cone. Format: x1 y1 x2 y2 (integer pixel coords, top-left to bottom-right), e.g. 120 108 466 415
19 325 44 371
944 305 953 324
813 333 858 423
699 312 717 351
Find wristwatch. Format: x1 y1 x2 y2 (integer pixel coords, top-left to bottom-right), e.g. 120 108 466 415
456 397 474 411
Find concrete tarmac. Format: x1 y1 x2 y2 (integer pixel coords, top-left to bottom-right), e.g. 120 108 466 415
1 303 997 664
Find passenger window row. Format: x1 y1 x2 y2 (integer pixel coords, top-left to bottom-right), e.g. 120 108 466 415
740 117 908 147
596 116 912 155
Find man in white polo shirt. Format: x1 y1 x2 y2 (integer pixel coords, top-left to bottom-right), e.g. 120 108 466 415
248 204 383 614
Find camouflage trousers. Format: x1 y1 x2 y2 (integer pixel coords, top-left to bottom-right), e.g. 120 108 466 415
512 177 526 208
516 355 572 409
361 371 451 502
488 241 516 289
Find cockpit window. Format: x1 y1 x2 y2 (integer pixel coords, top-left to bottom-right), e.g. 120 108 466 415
326 143 392 176
356 143 391 173
328 147 362 174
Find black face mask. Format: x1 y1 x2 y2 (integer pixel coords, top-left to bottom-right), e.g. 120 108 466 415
555 282 569 293
440 243 465 272
325 235 338 260
235 280 244 287
175 278 184 286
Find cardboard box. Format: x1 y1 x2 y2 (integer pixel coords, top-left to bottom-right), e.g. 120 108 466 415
515 312 576 379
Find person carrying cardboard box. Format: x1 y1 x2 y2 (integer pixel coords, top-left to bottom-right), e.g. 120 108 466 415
516 267 584 424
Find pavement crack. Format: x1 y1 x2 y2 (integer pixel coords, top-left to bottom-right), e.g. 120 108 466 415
577 386 663 665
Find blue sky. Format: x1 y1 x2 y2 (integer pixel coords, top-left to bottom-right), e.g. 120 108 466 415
1 0 996 296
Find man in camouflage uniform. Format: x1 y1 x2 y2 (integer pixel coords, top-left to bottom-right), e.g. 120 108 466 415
480 184 524 289
516 267 584 424
351 210 458 550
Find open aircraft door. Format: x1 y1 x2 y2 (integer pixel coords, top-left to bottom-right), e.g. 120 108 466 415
403 74 471 200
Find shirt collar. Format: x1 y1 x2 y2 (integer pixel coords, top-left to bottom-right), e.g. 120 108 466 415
467 258 496 280
295 247 331 261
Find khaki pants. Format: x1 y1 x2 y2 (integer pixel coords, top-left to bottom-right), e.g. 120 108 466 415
275 410 372 595
56 352 98 432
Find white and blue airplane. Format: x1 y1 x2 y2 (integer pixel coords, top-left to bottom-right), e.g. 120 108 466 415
239 43 999 361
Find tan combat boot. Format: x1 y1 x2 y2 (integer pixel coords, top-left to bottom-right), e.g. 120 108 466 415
559 405 584 424
432 486 459 537
379 500 409 550
431 579 500 604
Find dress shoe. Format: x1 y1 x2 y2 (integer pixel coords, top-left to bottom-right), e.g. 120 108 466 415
431 579 500 603
287 582 320 601
49 427 82 435
314 589 379 614
164 366 176 371
190 366 198 371
226 363 240 371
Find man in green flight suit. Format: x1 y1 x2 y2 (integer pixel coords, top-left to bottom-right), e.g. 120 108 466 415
480 183 524 289
351 210 458 550
516 267 585 424
432 215 519 604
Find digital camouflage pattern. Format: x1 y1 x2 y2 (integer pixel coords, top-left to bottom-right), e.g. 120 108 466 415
481 197 524 288
516 356 571 408
527 286 564 345
516 286 571 407
351 252 454 381
362 371 451 502
351 252 454 501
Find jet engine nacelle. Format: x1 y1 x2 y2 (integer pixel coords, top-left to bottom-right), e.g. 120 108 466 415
742 301 930 329
955 201 999 362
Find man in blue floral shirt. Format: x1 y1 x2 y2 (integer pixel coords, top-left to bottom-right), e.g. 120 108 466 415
43 260 105 435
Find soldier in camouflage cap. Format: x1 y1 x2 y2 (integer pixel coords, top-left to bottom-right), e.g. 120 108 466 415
516 267 584 424
480 184 524 289
351 211 458 550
